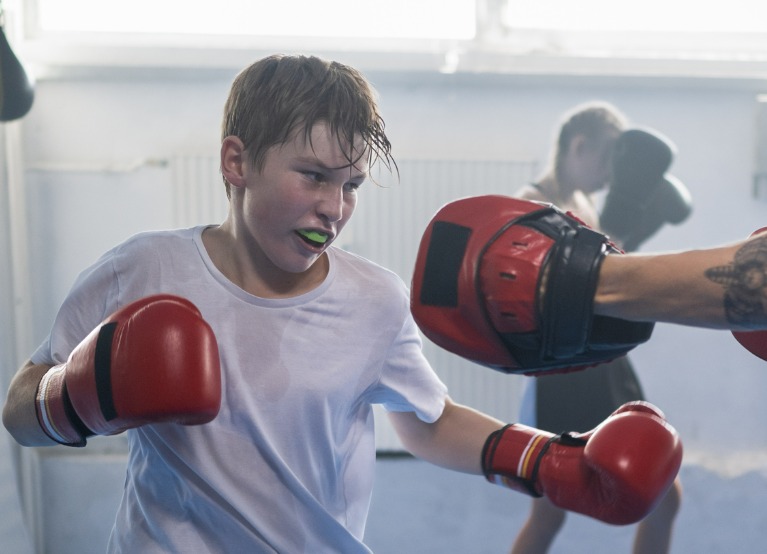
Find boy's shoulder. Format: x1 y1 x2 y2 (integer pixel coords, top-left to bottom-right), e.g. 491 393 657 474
110 226 201 260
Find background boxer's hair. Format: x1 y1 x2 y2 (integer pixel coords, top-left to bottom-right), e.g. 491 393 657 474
552 102 627 185
0 3 34 122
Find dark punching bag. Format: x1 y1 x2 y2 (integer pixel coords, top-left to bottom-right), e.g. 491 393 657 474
0 11 34 122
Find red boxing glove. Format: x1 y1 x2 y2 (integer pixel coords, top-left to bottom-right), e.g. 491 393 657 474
482 401 683 525
35 294 221 447
730 227 767 362
733 330 767 361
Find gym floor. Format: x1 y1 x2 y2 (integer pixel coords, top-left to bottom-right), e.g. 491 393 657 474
365 453 767 554
3 442 765 554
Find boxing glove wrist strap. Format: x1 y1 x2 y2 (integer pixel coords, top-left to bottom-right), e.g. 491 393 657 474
35 365 92 447
482 425 589 497
481 424 551 497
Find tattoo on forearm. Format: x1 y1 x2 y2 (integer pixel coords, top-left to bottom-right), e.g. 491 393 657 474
705 235 767 325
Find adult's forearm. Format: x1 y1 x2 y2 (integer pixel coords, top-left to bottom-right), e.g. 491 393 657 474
595 237 765 330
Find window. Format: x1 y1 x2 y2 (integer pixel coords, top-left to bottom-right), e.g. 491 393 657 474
502 1 767 33
35 0 476 40
16 0 767 77
499 0 767 60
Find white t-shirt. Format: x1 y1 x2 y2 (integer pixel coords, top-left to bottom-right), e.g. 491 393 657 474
32 226 448 553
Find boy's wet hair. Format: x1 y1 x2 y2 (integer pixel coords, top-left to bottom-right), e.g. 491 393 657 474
221 54 395 196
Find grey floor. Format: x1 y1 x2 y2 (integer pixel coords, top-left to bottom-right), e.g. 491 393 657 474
1 443 766 553
365 455 767 554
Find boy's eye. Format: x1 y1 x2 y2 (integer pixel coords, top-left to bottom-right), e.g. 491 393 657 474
303 171 324 182
346 181 363 192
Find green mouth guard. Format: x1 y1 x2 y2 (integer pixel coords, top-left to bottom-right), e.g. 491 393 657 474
299 230 328 243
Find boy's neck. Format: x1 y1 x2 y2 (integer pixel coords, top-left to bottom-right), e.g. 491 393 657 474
201 224 329 299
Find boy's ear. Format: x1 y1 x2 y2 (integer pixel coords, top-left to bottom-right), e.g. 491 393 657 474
221 136 247 188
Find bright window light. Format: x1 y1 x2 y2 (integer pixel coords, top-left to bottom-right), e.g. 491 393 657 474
37 0 476 40
502 0 767 33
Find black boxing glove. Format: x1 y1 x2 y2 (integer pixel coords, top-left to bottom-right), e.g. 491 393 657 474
600 128 692 252
0 24 34 121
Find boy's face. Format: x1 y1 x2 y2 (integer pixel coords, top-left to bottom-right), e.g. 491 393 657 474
234 121 368 277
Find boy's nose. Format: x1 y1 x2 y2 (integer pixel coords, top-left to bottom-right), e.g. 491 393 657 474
317 186 344 222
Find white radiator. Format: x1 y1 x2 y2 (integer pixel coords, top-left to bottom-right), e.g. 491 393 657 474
170 156 540 451
171 155 229 228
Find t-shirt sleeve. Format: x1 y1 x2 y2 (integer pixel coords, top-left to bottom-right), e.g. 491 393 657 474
375 310 448 424
30 249 121 366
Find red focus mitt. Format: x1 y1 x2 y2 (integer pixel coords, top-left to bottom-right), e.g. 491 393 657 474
411 195 654 375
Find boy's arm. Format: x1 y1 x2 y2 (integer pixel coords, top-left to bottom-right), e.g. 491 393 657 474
4 295 222 449
3 360 59 447
388 397 502 474
388 397 682 525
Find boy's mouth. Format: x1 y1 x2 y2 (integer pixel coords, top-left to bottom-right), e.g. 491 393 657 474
297 229 330 247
